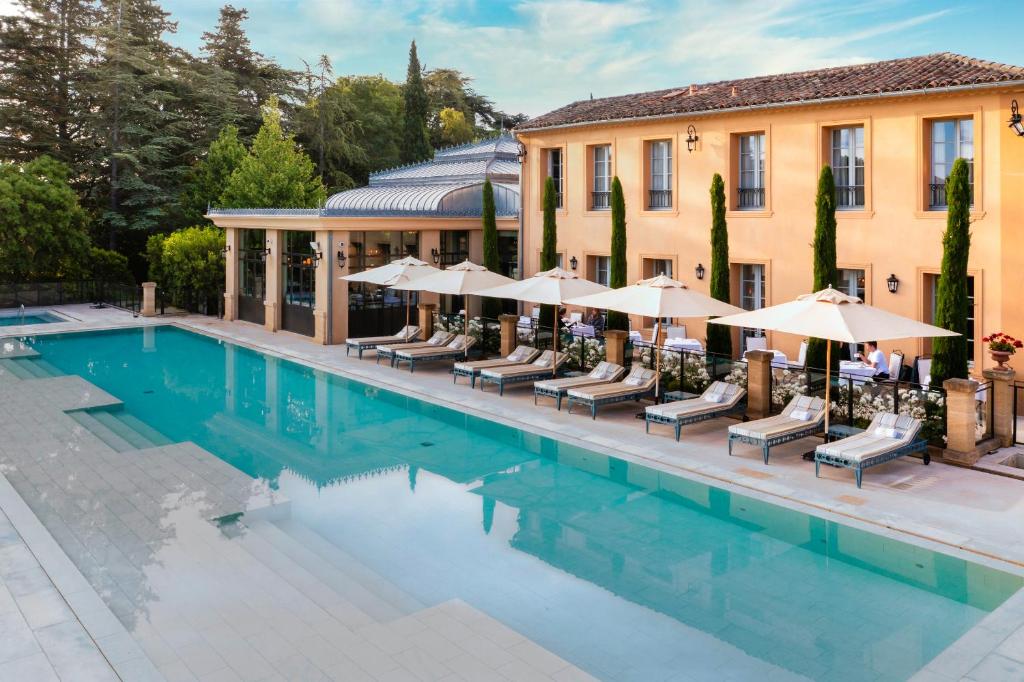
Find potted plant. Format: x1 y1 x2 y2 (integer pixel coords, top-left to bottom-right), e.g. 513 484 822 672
983 332 1022 368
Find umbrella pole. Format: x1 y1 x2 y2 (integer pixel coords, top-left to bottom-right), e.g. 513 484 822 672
405 291 410 338
552 305 558 378
465 304 470 360
824 342 832 436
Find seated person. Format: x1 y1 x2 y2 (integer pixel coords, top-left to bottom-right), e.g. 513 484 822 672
856 340 889 378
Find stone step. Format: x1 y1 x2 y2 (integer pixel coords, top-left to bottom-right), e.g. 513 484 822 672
111 411 172 447
275 518 426 618
90 409 161 451
0 358 31 381
67 410 136 453
231 520 379 628
17 358 52 378
251 519 422 623
32 358 63 377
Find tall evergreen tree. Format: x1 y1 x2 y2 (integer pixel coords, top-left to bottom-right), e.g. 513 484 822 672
606 176 628 331
181 124 246 223
807 165 840 369
707 173 732 356
481 179 500 318
931 158 972 385
219 97 326 208
200 4 297 139
0 0 98 178
539 176 558 328
295 56 363 193
400 40 431 163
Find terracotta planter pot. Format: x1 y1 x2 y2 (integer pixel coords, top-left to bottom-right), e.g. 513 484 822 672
990 349 1012 368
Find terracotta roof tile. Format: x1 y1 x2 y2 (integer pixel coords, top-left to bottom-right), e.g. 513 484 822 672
517 53 1024 131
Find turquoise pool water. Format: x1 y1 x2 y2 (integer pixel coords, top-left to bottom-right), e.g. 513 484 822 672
23 326 1024 681
0 311 61 326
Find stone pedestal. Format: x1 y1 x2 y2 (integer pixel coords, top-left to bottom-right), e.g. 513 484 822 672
745 350 774 419
222 292 236 322
417 302 437 337
499 314 518 357
141 282 157 317
313 309 329 345
604 330 628 367
982 367 1016 448
943 377 981 464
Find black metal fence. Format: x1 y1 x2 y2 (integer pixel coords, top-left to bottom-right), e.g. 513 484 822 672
631 343 747 395
434 313 501 358
0 281 101 307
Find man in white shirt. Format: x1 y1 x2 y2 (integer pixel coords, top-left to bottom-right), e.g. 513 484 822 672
858 340 889 378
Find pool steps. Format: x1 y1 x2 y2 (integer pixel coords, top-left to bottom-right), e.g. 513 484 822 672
68 408 172 452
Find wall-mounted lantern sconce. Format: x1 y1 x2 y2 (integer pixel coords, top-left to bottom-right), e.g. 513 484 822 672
430 247 440 264
569 256 578 271
686 125 699 153
516 141 527 164
886 273 899 294
309 241 323 265
336 243 346 268
695 263 705 280
1010 100 1024 137
263 239 272 257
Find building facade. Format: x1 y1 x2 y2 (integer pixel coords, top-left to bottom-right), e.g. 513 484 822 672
208 135 522 344
515 53 1024 371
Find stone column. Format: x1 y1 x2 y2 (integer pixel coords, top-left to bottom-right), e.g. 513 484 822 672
499 314 518 357
332 231 350 344
418 230 441 308
141 282 157 317
312 229 331 345
223 227 239 321
982 367 1016 448
604 330 628 367
943 377 981 465
263 230 281 332
417 302 437 337
744 350 774 420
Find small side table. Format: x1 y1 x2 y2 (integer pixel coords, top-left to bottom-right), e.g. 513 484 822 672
662 390 699 403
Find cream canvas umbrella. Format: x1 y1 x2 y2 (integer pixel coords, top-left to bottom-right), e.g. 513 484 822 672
341 255 440 337
390 260 514 358
565 275 745 397
708 287 959 433
476 267 610 377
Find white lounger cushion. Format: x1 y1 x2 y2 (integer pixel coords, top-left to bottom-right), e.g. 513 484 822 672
568 367 656 399
729 395 825 440
646 382 744 418
816 413 922 463
534 364 625 391
622 366 654 387
507 345 535 363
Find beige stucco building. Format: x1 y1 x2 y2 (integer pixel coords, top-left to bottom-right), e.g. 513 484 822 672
515 52 1024 372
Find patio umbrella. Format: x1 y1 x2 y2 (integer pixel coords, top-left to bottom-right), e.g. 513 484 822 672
341 255 440 337
476 267 610 377
708 286 959 433
390 260 514 358
565 275 745 397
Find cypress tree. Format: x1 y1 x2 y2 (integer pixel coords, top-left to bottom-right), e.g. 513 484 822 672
807 165 840 370
931 158 972 385
706 173 732 356
400 40 431 164
606 176 628 331
539 177 558 327
481 179 500 318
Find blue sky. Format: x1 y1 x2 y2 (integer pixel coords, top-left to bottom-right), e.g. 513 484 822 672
89 1 1024 116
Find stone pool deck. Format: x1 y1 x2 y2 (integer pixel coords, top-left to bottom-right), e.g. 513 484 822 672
0 304 1022 681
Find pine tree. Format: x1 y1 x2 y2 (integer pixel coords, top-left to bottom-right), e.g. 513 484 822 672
606 176 629 331
0 0 99 180
181 125 247 223
295 56 364 193
931 158 972 385
807 165 840 369
219 97 326 208
707 173 732 356
481 179 500 318
400 40 431 164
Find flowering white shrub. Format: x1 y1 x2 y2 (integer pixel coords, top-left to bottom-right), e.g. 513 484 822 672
828 381 947 444
637 348 711 392
771 369 809 407
724 364 748 389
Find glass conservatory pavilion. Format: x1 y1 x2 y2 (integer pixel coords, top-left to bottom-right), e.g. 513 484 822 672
207 134 521 342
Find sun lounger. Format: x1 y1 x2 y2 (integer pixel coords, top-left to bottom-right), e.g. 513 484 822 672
375 331 454 366
478 351 567 395
452 346 540 387
727 395 826 464
533 362 625 410
645 381 746 441
566 366 658 419
814 413 928 487
394 335 476 372
345 325 421 358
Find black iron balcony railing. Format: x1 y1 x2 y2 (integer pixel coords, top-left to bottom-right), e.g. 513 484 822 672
929 182 975 209
835 184 865 209
737 186 765 209
591 191 610 210
648 189 672 209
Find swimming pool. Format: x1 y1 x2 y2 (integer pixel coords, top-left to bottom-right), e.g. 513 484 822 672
0 310 62 326
21 325 1024 681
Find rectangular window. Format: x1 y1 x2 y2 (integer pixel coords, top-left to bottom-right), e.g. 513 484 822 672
929 274 976 365
740 263 766 343
839 268 865 301
648 140 672 209
831 127 864 209
590 255 610 287
737 133 766 209
930 118 974 208
591 145 612 210
546 149 563 209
